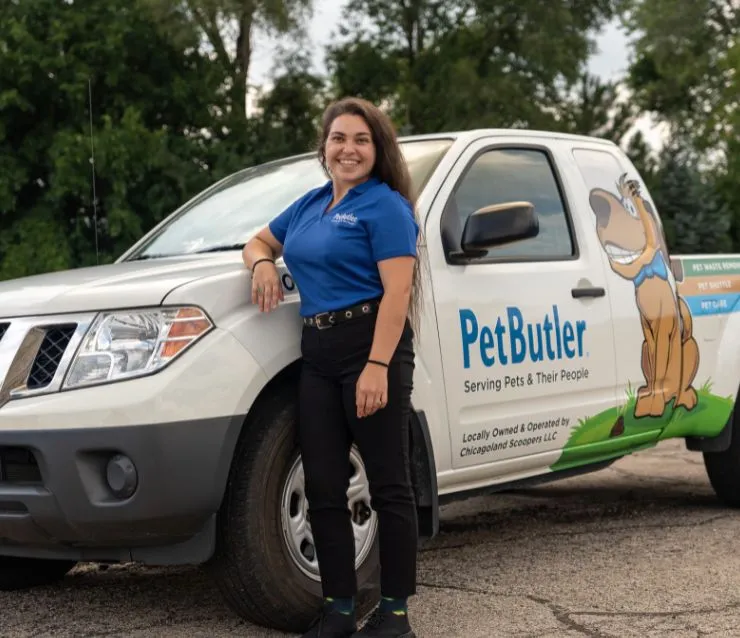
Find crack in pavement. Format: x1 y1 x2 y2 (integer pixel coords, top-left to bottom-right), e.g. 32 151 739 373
419 580 740 638
419 513 734 554
526 595 610 638
535 599 740 638
417 581 606 637
568 601 740 619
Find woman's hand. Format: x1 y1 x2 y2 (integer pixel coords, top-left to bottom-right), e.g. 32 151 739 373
251 261 284 312
356 363 388 418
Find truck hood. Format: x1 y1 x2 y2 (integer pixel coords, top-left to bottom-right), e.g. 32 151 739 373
0 254 244 319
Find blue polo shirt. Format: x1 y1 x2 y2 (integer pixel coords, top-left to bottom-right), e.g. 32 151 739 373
268 176 419 317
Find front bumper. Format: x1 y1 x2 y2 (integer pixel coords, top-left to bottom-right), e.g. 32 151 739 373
0 328 267 564
0 416 244 563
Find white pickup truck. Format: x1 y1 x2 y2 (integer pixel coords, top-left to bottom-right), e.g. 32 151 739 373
0 129 738 632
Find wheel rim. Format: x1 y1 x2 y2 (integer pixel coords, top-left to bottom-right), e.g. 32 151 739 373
280 446 377 582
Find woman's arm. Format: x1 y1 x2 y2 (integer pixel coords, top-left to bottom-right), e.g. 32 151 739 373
242 227 283 269
368 256 415 363
355 255 415 418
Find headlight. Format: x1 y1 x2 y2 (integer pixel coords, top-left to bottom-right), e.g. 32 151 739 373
63 306 213 389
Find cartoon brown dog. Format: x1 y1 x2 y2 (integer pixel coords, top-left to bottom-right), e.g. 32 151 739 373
589 174 699 418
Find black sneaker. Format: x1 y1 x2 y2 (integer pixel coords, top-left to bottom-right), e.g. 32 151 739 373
301 607 357 638
351 608 416 637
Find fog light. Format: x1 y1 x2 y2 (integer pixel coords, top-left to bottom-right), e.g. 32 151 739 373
106 454 138 499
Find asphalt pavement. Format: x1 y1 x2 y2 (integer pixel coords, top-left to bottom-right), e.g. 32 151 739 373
3 438 740 638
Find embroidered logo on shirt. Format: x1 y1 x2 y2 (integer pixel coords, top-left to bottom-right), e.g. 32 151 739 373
331 212 358 226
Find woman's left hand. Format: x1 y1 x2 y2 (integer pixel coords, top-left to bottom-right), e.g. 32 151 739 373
356 363 388 418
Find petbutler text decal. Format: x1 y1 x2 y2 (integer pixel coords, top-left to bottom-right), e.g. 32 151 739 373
459 306 587 369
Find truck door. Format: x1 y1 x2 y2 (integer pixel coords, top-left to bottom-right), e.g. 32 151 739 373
425 136 620 477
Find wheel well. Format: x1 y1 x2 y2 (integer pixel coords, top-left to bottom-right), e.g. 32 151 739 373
685 383 740 453
216 360 302 508
409 411 440 540
223 360 440 540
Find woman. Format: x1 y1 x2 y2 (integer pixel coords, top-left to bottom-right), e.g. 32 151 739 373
242 96 420 638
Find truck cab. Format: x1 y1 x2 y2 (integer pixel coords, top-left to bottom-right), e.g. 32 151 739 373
0 129 738 633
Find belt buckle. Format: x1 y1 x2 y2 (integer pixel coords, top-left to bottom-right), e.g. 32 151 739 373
315 312 335 329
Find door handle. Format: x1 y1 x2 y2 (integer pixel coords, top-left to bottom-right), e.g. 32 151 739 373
572 286 605 298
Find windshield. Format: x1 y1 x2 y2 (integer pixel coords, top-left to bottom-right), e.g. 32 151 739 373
124 138 454 260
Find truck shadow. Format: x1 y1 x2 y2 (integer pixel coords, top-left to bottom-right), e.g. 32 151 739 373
422 466 729 552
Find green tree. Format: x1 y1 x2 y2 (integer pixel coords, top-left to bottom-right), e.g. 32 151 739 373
0 0 230 279
552 72 640 143
326 0 626 133
623 130 659 190
623 0 739 248
145 0 314 119
649 139 732 254
716 132 740 250
250 49 328 161
623 0 738 149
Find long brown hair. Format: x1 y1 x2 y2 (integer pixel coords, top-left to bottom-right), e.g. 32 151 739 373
317 97 424 335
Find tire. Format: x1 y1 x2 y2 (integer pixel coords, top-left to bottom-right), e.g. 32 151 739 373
704 409 740 507
0 557 77 591
209 384 380 633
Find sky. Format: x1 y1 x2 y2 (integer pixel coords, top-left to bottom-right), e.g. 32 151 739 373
247 1 663 148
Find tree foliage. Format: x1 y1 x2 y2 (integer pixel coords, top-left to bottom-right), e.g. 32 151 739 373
623 0 738 248
0 0 230 278
649 139 733 254
144 0 313 117
0 0 737 282
623 0 738 148
326 0 626 133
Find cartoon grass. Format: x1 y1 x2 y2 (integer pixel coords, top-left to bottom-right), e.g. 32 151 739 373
550 379 734 472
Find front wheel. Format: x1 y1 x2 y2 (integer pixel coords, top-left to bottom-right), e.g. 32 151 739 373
0 557 77 591
209 385 380 633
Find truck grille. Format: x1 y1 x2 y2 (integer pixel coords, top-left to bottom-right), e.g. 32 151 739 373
0 447 42 484
26 324 77 390
0 313 92 407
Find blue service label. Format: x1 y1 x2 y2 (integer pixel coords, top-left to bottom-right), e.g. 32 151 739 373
685 293 740 317
459 306 587 369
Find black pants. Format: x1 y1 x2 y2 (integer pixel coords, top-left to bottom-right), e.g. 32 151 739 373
298 311 417 599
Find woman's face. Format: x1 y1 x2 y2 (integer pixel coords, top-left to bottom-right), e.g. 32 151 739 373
324 114 376 189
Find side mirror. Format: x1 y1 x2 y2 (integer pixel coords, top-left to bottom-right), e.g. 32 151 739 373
450 201 539 262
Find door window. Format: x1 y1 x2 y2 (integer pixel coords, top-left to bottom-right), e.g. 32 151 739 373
441 148 575 261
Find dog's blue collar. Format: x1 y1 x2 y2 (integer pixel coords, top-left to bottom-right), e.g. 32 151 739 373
634 250 669 287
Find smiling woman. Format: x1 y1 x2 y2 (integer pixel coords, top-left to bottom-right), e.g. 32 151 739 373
240 97 427 638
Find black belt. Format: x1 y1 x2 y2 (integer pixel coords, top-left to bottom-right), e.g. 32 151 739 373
303 299 380 329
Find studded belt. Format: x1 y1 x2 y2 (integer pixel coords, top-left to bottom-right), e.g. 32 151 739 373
302 299 381 329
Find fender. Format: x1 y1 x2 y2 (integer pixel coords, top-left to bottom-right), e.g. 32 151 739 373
686 384 739 453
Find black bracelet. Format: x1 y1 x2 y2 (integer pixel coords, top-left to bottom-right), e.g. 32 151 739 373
252 258 274 270
367 359 389 368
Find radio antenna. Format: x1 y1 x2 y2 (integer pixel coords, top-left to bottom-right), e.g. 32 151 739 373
88 78 100 265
